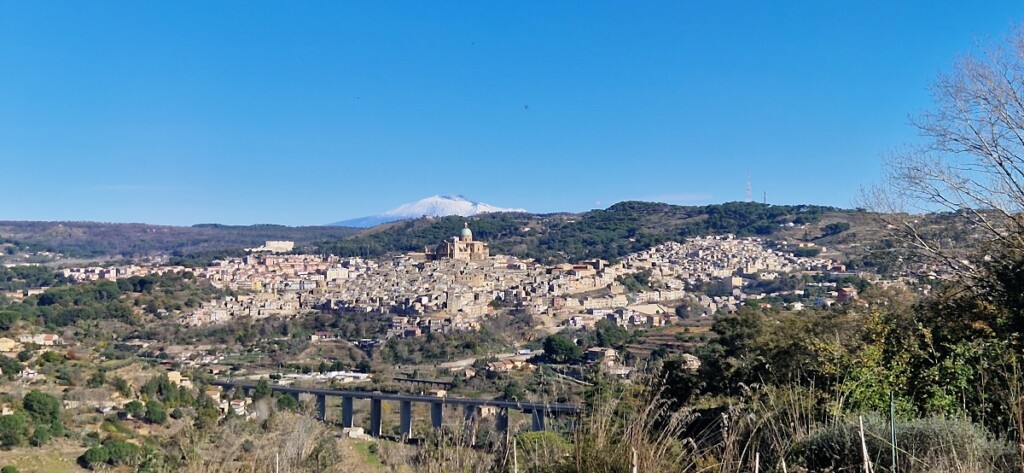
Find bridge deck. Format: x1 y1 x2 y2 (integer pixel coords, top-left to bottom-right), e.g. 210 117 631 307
213 380 580 414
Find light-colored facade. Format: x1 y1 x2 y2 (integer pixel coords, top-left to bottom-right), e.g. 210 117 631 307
432 223 489 261
246 241 295 253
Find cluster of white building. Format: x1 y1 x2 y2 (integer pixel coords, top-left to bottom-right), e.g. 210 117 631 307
48 233 855 334
622 236 841 284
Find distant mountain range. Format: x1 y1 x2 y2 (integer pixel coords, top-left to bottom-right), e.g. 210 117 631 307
330 195 526 228
3 200 955 271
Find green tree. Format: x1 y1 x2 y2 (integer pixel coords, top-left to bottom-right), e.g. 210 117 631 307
136 445 167 473
675 298 703 319
2 466 20 473
0 412 25 447
659 356 703 410
276 394 299 411
78 446 109 469
698 308 766 395
124 400 145 419
141 374 178 404
86 370 106 388
543 334 582 364
144 401 167 424
109 376 132 398
0 356 22 380
38 351 61 364
29 423 50 446
22 390 60 424
194 403 220 430
594 320 632 348
0 311 17 331
502 381 526 401
821 222 851 236
104 439 141 465
253 378 272 400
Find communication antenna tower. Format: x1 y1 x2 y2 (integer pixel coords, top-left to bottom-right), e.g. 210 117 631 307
745 171 752 202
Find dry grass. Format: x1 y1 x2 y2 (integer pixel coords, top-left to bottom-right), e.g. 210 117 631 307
169 404 380 473
137 381 1023 473
469 382 1019 473
0 438 84 473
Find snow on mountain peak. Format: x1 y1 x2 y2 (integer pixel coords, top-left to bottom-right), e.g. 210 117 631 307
331 195 526 228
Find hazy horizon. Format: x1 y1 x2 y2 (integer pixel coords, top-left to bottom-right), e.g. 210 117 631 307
0 194 855 228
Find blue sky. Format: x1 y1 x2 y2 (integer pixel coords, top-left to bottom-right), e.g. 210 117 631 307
2 1 1023 225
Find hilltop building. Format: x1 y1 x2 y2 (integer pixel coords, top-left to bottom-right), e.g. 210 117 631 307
246 241 295 254
429 223 489 261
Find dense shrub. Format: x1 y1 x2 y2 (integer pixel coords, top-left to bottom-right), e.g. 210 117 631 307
22 391 60 425
793 415 1020 472
104 439 141 465
0 413 26 447
0 356 22 380
29 424 50 447
78 447 109 469
124 400 145 419
144 401 167 424
276 394 299 411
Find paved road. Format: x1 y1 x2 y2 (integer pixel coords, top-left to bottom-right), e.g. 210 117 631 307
437 353 512 369
437 350 543 369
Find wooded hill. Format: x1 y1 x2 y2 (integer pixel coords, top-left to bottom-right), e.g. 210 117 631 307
1 201 959 270
317 201 872 263
0 221 360 260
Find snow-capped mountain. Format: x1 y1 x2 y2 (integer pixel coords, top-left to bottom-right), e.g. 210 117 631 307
330 195 526 227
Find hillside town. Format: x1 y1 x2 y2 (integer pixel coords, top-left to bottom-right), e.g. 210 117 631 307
0 222 884 434
8 226 865 341
8 4 1024 471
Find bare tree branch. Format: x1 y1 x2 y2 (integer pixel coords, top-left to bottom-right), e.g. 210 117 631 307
864 28 1024 289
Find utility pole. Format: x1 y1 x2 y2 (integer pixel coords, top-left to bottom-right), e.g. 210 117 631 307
890 392 898 472
512 437 518 473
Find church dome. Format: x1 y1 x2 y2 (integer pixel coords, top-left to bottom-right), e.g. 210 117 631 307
461 223 473 241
